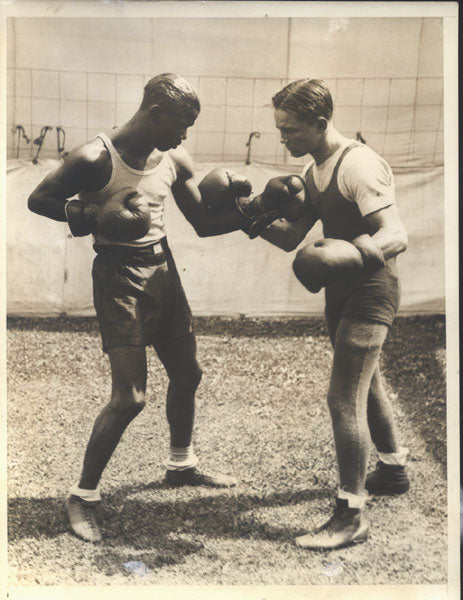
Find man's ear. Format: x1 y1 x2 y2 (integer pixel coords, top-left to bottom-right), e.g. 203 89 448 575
148 104 163 121
316 117 328 133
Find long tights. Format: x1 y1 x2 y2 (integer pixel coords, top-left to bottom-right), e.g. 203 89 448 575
325 317 400 495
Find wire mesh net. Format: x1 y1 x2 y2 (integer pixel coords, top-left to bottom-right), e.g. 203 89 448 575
7 68 443 168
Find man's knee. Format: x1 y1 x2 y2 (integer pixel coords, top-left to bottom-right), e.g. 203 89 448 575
171 363 203 392
334 319 387 360
343 318 387 342
326 390 346 419
110 387 146 419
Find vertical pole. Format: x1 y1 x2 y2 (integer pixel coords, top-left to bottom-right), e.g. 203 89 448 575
286 17 291 82
405 17 425 166
283 17 292 164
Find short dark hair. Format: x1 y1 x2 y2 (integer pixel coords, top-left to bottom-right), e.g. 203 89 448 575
141 73 200 117
272 79 333 123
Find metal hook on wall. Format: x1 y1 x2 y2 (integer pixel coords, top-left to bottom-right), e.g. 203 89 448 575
32 126 53 164
15 125 30 159
56 126 68 159
245 131 261 165
356 131 367 145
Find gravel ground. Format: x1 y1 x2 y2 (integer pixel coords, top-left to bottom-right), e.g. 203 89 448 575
7 315 447 585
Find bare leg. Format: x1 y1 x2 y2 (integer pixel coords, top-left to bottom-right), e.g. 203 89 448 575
153 332 202 448
154 332 236 488
78 346 147 490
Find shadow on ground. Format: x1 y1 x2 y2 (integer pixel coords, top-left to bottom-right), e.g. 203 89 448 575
8 483 330 576
7 315 329 338
381 316 446 471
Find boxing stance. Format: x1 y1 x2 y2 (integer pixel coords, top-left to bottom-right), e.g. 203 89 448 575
256 78 410 549
28 72 307 543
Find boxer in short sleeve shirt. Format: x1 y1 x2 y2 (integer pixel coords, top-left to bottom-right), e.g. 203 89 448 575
259 78 410 550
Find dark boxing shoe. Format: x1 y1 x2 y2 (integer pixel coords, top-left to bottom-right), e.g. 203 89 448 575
65 495 102 543
365 461 410 495
165 467 237 488
295 498 369 550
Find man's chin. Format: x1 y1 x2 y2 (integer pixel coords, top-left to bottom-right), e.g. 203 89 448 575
287 147 306 158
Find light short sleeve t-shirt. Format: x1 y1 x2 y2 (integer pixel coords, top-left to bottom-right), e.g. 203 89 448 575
302 138 395 217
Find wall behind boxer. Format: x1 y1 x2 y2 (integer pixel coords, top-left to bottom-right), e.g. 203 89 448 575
7 17 443 167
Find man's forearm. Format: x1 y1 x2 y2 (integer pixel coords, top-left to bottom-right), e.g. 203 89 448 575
260 212 318 252
189 205 246 238
361 204 408 262
28 191 68 222
371 227 408 261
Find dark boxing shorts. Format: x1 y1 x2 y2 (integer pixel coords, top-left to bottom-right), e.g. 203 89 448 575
325 258 400 330
92 238 193 352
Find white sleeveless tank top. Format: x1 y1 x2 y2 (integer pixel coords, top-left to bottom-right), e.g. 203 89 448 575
79 133 177 247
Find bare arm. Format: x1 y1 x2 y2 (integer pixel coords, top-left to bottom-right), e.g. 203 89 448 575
27 141 110 221
170 148 246 237
364 204 408 260
259 208 320 252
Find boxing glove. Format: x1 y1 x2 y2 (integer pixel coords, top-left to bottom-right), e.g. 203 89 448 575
292 238 365 293
198 167 253 211
236 175 309 238
65 187 151 242
237 175 308 220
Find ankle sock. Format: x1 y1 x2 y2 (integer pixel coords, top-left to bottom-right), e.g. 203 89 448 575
69 482 101 502
337 488 368 509
165 445 199 471
378 446 409 466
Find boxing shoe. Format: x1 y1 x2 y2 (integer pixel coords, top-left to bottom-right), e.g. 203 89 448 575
65 495 102 543
165 467 237 488
365 461 410 495
295 498 369 550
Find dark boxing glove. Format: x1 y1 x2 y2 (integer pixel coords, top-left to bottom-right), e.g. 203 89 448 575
236 175 309 238
198 167 253 211
65 187 151 242
352 233 386 271
292 238 365 293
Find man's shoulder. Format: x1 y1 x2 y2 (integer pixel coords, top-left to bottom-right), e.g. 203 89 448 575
71 137 110 169
339 143 394 197
345 143 389 165
341 144 392 177
168 146 194 179
63 138 112 190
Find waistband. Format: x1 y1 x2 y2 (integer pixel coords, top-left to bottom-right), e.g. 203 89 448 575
94 237 168 255
93 237 169 264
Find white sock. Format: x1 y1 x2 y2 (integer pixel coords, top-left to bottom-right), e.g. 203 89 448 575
165 445 199 471
69 482 102 502
378 446 409 466
337 488 368 509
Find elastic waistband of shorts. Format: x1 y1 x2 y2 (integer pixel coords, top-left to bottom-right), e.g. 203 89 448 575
93 237 168 258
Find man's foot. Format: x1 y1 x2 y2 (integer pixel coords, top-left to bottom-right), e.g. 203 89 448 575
165 467 237 488
65 495 102 543
295 498 369 550
365 461 410 495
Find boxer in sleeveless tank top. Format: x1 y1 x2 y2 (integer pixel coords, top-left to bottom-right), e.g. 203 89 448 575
28 73 251 543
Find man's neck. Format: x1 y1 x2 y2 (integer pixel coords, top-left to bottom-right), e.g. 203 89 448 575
313 128 347 165
111 114 159 165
